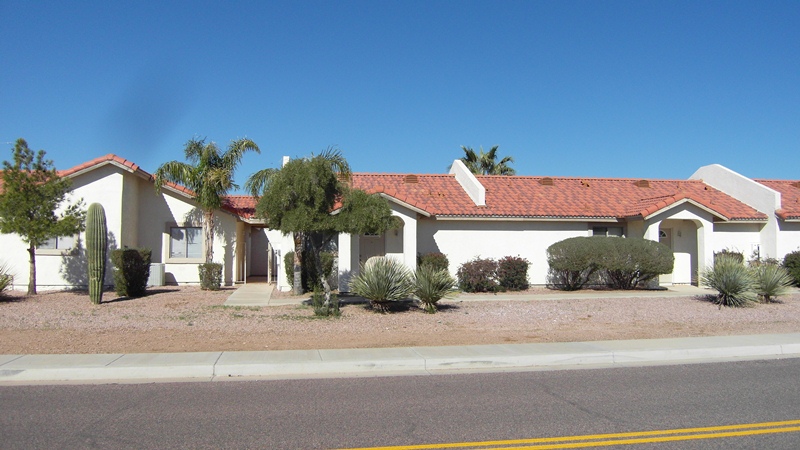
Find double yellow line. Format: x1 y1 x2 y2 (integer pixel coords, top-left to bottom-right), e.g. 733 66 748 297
342 419 800 449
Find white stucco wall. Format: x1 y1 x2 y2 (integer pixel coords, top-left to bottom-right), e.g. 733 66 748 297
777 221 800 258
2 164 126 290
711 222 762 260
690 164 780 259
418 219 590 285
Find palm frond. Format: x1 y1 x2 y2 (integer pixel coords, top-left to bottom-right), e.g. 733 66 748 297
245 168 279 198
154 161 199 191
223 138 260 170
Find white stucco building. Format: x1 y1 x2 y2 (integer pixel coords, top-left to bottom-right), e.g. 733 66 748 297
1 155 798 292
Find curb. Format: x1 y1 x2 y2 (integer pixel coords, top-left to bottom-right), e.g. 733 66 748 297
1 334 799 384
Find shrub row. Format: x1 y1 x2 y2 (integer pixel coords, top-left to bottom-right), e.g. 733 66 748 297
546 237 674 290
456 256 530 293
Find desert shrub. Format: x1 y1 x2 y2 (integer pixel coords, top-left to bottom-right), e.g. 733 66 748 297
412 265 456 313
546 237 604 290
285 250 335 292
311 288 340 317
111 248 152 298
497 256 530 291
199 263 223 290
350 257 413 312
701 253 757 307
417 252 449 272
752 263 794 303
784 251 800 286
456 257 498 293
714 249 744 264
0 261 13 296
601 238 674 290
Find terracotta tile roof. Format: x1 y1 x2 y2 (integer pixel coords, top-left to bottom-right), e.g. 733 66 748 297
351 173 477 216
58 153 144 177
222 195 258 219
352 173 766 221
755 179 800 220
14 154 769 223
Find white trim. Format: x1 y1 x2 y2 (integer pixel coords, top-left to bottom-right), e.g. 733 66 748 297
434 216 619 222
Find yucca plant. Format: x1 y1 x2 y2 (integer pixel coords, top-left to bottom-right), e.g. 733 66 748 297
752 263 794 303
0 261 13 296
349 257 412 313
412 265 456 313
701 254 757 308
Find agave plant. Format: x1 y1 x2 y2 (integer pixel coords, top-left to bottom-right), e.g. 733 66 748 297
752 263 794 303
349 257 413 312
412 265 456 313
0 261 13 296
701 254 757 308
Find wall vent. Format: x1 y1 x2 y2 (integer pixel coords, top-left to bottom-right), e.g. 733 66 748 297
539 177 554 186
581 180 590 188
792 181 800 189
404 174 419 184
636 179 650 188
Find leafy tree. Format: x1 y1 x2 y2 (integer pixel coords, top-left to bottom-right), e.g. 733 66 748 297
154 137 259 263
0 139 86 295
250 149 395 303
458 145 516 175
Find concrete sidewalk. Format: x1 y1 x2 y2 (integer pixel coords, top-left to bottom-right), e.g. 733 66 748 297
2 333 799 385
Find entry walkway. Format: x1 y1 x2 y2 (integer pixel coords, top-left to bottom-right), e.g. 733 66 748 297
223 281 274 307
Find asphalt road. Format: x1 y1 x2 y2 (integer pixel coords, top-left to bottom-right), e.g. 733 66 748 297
2 358 800 449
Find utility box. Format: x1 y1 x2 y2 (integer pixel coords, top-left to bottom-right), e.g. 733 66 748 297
148 263 166 287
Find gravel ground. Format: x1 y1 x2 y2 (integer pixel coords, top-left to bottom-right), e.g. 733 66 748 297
1 286 799 354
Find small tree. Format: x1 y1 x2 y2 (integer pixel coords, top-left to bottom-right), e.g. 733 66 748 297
250 149 395 305
0 139 85 295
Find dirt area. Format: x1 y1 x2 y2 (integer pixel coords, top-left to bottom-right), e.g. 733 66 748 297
1 286 799 355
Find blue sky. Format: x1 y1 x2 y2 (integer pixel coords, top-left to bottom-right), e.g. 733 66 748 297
2 1 798 192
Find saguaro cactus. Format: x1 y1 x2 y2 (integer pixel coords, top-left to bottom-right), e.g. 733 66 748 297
86 203 108 304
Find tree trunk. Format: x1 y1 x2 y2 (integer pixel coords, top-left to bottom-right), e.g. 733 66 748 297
292 232 303 295
204 210 214 263
27 243 37 296
311 247 332 307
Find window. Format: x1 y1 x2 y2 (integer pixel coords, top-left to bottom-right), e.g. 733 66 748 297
593 226 624 237
169 226 202 259
39 235 76 250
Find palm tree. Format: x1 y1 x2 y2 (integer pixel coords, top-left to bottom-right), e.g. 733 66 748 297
459 145 516 175
154 137 260 263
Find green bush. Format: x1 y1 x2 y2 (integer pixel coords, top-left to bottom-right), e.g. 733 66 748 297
456 257 498 293
546 237 601 290
497 256 530 291
111 248 152 298
547 236 673 290
601 238 674 289
752 263 794 303
199 263 223 290
784 251 800 287
311 288 340 317
412 265 456 313
285 250 335 293
349 257 413 312
417 252 449 272
701 254 757 307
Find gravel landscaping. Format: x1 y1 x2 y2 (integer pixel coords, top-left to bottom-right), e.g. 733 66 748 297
1 286 799 354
